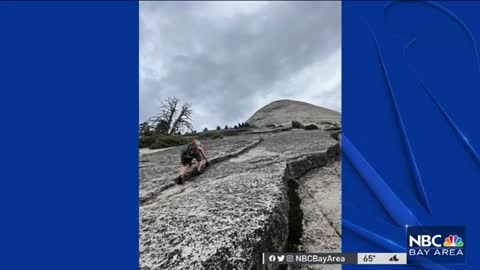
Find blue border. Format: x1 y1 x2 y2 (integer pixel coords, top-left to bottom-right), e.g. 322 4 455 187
343 1 480 269
0 1 139 269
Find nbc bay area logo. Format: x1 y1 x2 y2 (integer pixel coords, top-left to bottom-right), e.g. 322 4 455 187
407 226 465 264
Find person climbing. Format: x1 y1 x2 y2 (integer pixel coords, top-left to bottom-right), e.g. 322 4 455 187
177 139 209 184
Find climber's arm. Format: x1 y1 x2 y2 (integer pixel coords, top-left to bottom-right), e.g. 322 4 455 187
198 146 207 160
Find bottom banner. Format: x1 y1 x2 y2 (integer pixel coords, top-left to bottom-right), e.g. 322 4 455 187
263 253 407 265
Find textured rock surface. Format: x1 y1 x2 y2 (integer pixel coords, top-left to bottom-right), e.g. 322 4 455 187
139 136 261 205
246 100 340 128
139 129 340 270
295 161 341 270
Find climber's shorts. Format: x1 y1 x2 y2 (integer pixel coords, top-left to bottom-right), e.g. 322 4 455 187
181 152 202 166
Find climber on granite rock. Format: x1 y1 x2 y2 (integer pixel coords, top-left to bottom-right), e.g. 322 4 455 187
177 139 209 184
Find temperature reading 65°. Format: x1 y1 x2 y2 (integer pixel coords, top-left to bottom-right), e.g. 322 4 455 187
363 255 376 262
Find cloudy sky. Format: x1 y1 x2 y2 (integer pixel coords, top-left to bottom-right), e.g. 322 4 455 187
140 1 340 131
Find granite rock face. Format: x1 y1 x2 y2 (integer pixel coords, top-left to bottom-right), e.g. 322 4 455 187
296 161 341 270
246 100 340 129
139 136 262 205
139 128 341 270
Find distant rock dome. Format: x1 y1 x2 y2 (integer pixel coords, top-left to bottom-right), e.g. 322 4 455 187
246 99 340 128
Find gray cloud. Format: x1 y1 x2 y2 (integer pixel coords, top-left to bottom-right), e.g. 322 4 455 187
140 1 340 131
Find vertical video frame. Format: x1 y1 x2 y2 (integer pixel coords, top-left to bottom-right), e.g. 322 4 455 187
139 2 341 269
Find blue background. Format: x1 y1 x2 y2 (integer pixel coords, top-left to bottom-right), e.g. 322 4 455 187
343 1 480 270
0 1 138 269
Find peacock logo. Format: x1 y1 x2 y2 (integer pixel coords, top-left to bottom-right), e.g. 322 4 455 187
443 235 464 247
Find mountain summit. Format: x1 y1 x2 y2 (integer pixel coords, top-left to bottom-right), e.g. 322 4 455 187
246 99 340 128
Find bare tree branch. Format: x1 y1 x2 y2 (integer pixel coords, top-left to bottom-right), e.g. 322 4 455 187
161 97 179 131
144 97 193 135
169 102 192 134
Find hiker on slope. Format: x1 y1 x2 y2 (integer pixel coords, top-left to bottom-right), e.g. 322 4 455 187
177 139 209 184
